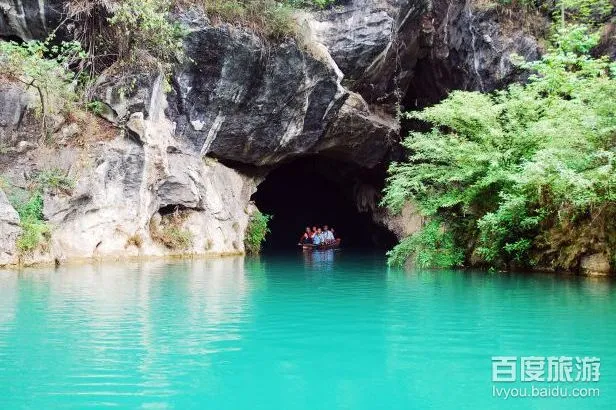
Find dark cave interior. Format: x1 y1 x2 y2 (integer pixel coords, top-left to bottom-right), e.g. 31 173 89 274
251 156 398 252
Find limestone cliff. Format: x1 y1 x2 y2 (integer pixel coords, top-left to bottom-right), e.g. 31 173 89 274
0 0 546 266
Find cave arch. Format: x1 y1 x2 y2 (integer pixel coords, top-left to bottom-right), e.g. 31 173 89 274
251 156 397 252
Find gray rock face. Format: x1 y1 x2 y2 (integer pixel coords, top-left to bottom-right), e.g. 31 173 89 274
0 71 259 267
0 0 63 40
401 0 543 107
580 253 612 276
2 0 545 170
0 188 20 265
306 0 543 111
0 82 30 141
310 0 415 80
171 23 341 165
39 138 258 263
168 16 396 167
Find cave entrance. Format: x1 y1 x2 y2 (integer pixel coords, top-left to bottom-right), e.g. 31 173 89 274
251 156 397 252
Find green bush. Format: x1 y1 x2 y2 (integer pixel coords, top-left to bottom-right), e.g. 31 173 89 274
244 211 272 254
287 0 337 9
0 38 85 135
491 0 613 26
383 25 616 270
4 168 75 255
110 0 187 62
201 0 295 38
14 192 51 254
159 225 193 249
35 168 76 194
387 220 464 268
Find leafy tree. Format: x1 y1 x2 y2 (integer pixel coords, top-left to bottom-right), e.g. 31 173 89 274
383 26 616 270
0 38 85 137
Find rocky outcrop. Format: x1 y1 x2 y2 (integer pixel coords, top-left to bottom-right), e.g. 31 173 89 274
401 0 544 107
580 253 612 276
2 0 545 169
0 188 20 265
38 140 258 264
0 69 259 267
310 0 417 81
0 0 63 40
310 0 543 109
168 13 397 167
0 82 31 142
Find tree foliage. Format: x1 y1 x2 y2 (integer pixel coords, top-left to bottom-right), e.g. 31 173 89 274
110 0 187 62
494 0 613 26
386 220 464 269
0 38 85 136
383 26 616 270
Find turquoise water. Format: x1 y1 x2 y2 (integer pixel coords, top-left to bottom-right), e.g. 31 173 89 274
0 252 615 409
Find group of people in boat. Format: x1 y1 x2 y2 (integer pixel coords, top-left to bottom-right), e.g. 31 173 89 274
298 225 337 246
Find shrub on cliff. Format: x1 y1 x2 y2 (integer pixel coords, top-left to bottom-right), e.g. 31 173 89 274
110 0 187 62
383 26 616 270
14 193 51 255
244 211 272 254
150 210 194 250
199 0 337 39
0 38 85 137
490 0 613 27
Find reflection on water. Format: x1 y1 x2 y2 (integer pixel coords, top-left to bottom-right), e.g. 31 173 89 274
0 255 615 409
302 249 336 270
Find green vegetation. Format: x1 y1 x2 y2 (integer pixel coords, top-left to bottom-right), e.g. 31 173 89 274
200 0 337 38
150 211 194 250
110 0 187 62
244 211 272 254
383 26 616 270
35 168 76 194
386 220 464 269
491 0 613 26
0 38 85 136
14 192 51 254
3 168 75 255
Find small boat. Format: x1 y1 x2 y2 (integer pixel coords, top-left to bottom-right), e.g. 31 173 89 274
301 239 341 251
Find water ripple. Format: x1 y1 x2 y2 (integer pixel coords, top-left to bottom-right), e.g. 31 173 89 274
0 256 614 409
